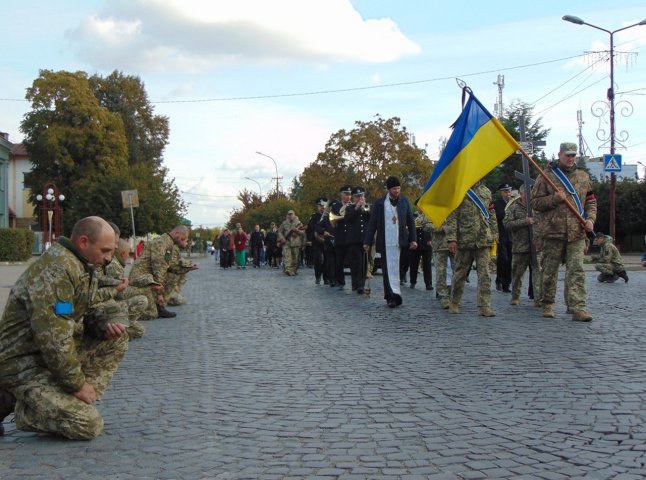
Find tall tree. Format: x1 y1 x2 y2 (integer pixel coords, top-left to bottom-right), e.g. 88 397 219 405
21 70 129 233
89 71 185 234
297 115 433 205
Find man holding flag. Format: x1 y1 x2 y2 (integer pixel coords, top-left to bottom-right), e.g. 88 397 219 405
531 142 596 322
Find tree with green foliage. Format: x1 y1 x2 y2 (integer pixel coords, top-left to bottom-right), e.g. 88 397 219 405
89 71 185 235
21 69 185 236
297 115 433 205
21 70 129 234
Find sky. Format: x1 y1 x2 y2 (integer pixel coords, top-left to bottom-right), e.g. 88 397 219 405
2 0 646 227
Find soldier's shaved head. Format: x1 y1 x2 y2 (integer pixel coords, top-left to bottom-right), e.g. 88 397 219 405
71 216 116 266
71 216 113 243
171 225 189 236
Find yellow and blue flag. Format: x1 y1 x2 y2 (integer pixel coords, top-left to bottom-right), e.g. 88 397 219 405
418 90 520 227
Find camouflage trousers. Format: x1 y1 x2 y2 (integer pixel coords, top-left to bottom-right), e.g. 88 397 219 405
10 334 128 440
139 273 186 320
511 252 542 303
450 247 492 308
123 293 147 339
166 273 188 306
595 262 622 276
541 238 587 312
283 246 300 275
434 249 454 301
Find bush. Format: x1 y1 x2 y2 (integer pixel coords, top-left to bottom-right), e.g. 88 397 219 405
0 228 35 261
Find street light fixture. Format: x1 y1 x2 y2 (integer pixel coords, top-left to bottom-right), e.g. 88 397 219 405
563 14 646 240
255 151 281 194
243 177 262 198
35 183 65 250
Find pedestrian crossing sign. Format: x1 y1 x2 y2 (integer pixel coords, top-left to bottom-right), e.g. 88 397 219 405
603 154 622 172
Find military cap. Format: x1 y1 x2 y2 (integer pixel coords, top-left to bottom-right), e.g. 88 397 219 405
315 197 328 206
287 209 295 215
498 183 512 191
595 231 606 238
559 142 578 155
339 185 352 194
351 186 365 196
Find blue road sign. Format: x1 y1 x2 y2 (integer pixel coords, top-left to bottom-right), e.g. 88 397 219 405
603 154 622 172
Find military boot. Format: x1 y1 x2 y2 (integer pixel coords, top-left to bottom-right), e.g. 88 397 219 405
440 299 451 310
157 305 177 318
572 310 592 322
0 389 16 436
167 293 187 306
448 302 460 314
542 304 555 318
479 306 496 317
510 297 520 306
618 271 629 283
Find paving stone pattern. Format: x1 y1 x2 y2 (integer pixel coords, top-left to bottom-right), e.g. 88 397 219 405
1 261 646 479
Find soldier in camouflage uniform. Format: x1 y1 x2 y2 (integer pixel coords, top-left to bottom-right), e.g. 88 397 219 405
129 226 198 319
445 182 498 317
503 186 541 306
531 142 596 321
592 233 629 283
278 210 306 276
94 238 148 339
0 216 128 440
428 220 454 309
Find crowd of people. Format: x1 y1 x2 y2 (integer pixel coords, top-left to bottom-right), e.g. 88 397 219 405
209 141 629 321
0 140 635 441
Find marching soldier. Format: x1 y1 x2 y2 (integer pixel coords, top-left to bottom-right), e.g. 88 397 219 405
277 210 306 276
494 183 513 292
345 186 371 294
531 142 596 321
445 182 498 317
503 185 541 306
430 220 454 309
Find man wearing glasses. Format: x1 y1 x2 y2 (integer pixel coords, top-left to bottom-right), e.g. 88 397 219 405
531 142 596 322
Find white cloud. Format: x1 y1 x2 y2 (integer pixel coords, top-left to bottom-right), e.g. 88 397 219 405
65 0 420 72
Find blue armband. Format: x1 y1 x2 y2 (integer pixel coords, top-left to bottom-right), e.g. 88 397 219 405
54 301 74 315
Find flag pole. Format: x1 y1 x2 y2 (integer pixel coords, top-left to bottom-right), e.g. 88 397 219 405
516 146 588 227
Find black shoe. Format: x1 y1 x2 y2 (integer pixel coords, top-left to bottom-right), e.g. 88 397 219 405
387 299 397 308
426 285 434 291
157 306 177 318
315 278 321 285
502 286 511 293
357 288 364 294
496 283 502 291
409 283 416 289
618 271 629 283
329 283 336 288
0 389 16 436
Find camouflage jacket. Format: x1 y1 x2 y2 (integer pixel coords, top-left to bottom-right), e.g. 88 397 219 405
531 163 597 242
93 257 125 303
278 217 306 248
444 184 498 248
593 238 624 267
129 233 180 286
503 198 534 254
0 238 97 392
428 221 449 252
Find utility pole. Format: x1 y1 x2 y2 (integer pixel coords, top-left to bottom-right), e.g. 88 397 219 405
576 109 586 159
493 74 505 119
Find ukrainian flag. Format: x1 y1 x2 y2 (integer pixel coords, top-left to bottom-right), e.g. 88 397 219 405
418 90 520 227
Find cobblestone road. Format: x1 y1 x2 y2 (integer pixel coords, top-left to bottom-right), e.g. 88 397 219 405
1 258 646 479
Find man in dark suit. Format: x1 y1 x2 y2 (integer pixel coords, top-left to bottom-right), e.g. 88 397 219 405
329 185 353 290
363 176 417 308
494 182 513 292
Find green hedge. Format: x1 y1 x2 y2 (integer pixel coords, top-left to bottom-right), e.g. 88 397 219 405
0 228 35 261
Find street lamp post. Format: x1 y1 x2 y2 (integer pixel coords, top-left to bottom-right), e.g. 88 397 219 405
255 151 281 194
36 182 65 250
244 177 262 199
563 15 646 240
